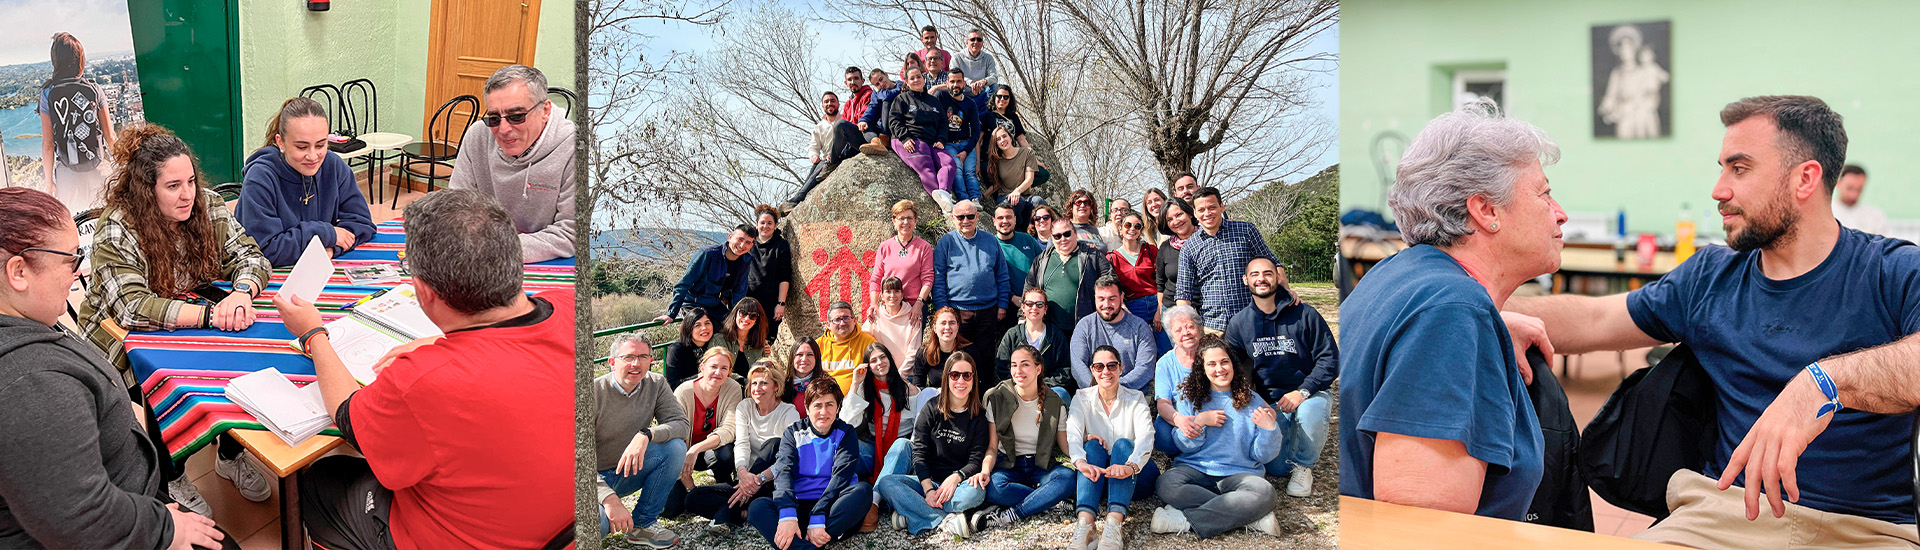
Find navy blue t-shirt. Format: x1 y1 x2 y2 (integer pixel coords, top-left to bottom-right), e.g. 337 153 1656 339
1337 245 1543 520
1627 227 1920 523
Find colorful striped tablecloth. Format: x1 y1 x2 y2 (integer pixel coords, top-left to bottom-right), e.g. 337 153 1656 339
125 220 575 461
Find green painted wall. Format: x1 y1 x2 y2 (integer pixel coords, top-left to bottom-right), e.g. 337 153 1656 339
237 0 574 164
1341 0 1920 238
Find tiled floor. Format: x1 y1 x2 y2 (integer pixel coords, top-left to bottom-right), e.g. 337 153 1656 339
1557 347 1662 538
183 170 420 550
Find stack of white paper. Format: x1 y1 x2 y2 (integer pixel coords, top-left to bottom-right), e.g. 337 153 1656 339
225 368 333 446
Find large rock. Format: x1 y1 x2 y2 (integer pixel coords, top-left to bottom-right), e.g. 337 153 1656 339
775 148 1071 351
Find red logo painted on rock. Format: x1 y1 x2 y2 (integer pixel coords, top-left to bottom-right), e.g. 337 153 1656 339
806 226 877 322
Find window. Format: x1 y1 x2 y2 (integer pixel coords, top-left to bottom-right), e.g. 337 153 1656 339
1453 70 1507 110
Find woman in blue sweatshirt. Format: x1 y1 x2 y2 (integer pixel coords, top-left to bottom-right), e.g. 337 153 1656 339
1152 336 1285 539
746 380 871 550
237 97 375 267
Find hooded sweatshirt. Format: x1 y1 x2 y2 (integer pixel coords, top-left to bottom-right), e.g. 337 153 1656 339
888 88 949 144
0 316 172 549
238 146 376 266
1225 290 1338 404
449 116 577 263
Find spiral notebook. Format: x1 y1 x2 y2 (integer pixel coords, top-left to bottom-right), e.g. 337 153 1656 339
291 284 443 385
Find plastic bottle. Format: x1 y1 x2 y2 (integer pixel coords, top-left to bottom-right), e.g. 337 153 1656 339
1675 203 1696 264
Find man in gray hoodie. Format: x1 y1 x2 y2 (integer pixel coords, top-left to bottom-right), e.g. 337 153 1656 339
451 64 576 263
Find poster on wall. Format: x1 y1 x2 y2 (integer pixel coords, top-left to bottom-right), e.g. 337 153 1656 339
1591 20 1671 140
0 0 146 214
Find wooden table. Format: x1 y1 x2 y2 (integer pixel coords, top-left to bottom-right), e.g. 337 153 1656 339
1341 496 1675 549
1341 236 1681 293
228 430 346 550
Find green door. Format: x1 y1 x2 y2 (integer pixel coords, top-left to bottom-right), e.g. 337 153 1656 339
128 0 243 185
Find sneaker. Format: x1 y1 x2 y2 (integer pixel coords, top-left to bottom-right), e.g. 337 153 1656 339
1149 505 1190 534
1245 511 1281 536
1071 521 1097 550
930 190 956 213
623 525 680 548
892 511 907 531
1097 518 1124 550
937 511 971 539
214 453 272 503
705 518 732 538
980 505 1018 530
1287 466 1314 497
167 477 212 516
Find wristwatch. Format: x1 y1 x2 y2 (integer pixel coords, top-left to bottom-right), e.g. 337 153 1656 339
1296 389 1311 399
234 281 256 299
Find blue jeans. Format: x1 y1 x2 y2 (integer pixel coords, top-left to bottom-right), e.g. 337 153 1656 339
874 474 988 534
1075 438 1158 516
985 458 1076 518
873 437 914 506
745 482 872 550
1152 417 1182 457
946 144 981 201
598 438 688 534
1265 390 1332 475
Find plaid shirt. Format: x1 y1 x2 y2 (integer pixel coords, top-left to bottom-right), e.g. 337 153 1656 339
78 188 271 383
1176 220 1276 330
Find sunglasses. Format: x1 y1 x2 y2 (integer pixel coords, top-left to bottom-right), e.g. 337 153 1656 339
740 312 760 319
948 370 974 381
1022 300 1047 308
481 105 543 127
7 246 83 271
1123 222 1142 230
1052 231 1075 240
969 37 984 43
1090 361 1122 372
994 95 1012 100
954 213 977 221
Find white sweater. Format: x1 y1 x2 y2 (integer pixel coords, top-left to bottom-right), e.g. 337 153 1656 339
1065 386 1155 469
732 399 800 465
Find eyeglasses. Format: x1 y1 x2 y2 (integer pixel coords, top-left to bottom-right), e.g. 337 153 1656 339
1022 300 1047 308
5 246 83 271
481 104 544 127
1052 231 1074 240
948 370 974 381
1090 361 1122 372
954 213 977 221
829 316 853 324
614 353 654 362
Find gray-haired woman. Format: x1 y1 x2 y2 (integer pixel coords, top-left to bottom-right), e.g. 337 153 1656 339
1337 99 1566 520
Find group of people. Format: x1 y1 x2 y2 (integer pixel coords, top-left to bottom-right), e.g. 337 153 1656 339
0 62 579 549
1343 95 1920 547
613 169 1334 548
789 25 1045 221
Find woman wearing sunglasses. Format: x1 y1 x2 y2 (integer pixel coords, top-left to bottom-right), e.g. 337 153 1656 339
874 351 993 538
0 187 238 550
1064 345 1159 550
1065 189 1105 253
994 287 1072 391
978 84 1030 149
1106 211 1160 330
77 124 275 510
717 297 769 376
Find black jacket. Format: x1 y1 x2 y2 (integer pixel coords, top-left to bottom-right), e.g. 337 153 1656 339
1578 345 1718 519
1524 348 1594 531
744 230 793 310
888 89 949 144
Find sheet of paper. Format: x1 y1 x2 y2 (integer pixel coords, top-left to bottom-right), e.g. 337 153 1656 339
277 236 334 304
323 315 410 385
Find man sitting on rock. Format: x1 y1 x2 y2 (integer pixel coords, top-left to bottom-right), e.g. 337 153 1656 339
858 69 902 156
449 64 576 263
785 91 867 212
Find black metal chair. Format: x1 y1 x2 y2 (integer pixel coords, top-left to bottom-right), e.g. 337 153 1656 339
65 208 101 326
395 94 479 208
339 79 377 138
546 86 577 118
297 84 344 131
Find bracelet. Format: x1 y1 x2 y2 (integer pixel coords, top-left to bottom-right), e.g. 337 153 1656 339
298 327 330 350
201 305 212 327
1808 362 1842 418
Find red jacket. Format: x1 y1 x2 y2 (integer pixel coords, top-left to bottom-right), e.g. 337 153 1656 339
1108 245 1159 301
842 85 874 124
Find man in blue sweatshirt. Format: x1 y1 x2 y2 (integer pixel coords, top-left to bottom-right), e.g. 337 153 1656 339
1069 276 1159 392
933 200 1011 384
237 103 376 267
857 69 903 156
934 69 981 201
657 224 755 325
1225 257 1336 498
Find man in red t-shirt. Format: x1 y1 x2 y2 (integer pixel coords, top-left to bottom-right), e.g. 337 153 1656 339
275 189 575 550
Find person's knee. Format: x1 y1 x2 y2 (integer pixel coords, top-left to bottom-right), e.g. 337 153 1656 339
1112 438 1135 460
1083 440 1108 464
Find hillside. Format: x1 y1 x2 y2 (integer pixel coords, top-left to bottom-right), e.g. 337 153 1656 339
1236 164 1340 281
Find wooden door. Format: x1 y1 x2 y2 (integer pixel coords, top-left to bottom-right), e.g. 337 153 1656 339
422 0 542 140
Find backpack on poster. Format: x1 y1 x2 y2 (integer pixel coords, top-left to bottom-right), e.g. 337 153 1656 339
43 77 107 173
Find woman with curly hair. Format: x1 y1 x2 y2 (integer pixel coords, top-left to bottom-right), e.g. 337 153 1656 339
76 122 275 509
1151 336 1284 539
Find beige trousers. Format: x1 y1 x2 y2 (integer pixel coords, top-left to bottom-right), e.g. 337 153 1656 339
1631 470 1920 549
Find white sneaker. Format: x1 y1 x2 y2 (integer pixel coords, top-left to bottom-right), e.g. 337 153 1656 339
938 511 971 539
167 477 213 516
1071 521 1097 550
1245 511 1281 536
214 453 272 502
892 511 907 531
931 190 956 213
1149 505 1190 534
1097 518 1124 550
1287 466 1314 497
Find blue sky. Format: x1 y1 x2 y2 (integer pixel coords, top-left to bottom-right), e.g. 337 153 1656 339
628 0 1339 181
0 0 136 67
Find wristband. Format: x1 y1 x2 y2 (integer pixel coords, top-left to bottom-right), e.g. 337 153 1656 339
1807 362 1842 418
298 327 330 350
202 305 213 328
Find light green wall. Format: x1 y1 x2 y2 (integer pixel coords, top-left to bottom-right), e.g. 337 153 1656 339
1342 0 1920 237
239 0 574 163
